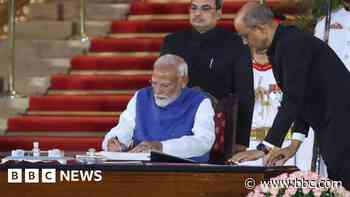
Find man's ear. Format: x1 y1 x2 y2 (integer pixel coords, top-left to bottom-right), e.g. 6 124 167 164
181 76 189 88
216 9 222 20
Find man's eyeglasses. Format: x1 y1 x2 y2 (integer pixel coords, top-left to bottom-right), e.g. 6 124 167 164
189 5 216 13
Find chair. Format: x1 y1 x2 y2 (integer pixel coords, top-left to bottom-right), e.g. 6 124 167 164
209 94 239 164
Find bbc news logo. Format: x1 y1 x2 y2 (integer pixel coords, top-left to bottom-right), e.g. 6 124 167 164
8 169 103 183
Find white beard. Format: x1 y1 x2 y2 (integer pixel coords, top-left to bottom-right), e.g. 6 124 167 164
154 96 176 107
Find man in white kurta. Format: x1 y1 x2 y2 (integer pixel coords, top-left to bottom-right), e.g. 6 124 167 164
102 54 215 163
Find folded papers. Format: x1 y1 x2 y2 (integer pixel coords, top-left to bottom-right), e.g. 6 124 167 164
97 151 150 161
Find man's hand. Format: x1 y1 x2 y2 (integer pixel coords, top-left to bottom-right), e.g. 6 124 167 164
107 138 127 152
235 144 248 153
264 140 301 166
129 141 162 153
227 150 265 164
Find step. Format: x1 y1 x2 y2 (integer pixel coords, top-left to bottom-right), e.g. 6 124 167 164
109 32 168 39
127 14 295 21
15 75 51 96
48 89 136 96
26 2 129 21
15 21 74 40
15 39 87 59
72 21 113 37
41 58 71 69
87 52 159 57
70 70 153 75
50 0 133 4
27 111 120 116
128 14 235 20
6 132 106 137
0 40 88 58
89 38 163 52
111 20 234 33
0 136 103 151
28 95 132 112
129 1 307 15
15 20 112 40
0 97 29 122
49 74 150 90
7 116 118 132
0 44 70 74
70 55 155 70
84 21 112 37
10 60 67 96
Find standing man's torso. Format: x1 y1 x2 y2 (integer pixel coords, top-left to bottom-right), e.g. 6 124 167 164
161 27 250 99
268 25 350 130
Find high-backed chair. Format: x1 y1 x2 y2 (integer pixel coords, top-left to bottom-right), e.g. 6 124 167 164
209 94 239 164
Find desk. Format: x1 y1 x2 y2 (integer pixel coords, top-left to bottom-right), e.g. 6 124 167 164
0 160 297 197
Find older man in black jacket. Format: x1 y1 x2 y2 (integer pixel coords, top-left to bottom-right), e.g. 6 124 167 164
230 2 350 189
160 0 254 152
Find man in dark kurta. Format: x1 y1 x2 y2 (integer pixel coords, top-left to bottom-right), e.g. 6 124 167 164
160 0 255 151
231 2 350 189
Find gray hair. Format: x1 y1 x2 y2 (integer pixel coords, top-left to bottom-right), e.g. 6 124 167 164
154 54 188 77
242 4 274 28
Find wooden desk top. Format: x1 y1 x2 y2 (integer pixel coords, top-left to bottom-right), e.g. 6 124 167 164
0 153 298 197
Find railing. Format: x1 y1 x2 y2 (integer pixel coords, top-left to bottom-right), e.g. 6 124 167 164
80 0 88 42
0 0 88 98
0 0 31 97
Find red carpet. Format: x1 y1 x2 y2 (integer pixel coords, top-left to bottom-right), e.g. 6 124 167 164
130 1 301 15
111 20 234 33
3 0 293 152
28 95 131 112
7 116 118 132
50 74 150 90
71 55 156 71
0 136 103 151
90 38 163 52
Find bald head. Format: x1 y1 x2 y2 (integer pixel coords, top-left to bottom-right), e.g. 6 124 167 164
234 2 276 54
235 2 274 29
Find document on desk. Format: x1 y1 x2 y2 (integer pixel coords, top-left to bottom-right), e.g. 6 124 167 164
97 151 151 161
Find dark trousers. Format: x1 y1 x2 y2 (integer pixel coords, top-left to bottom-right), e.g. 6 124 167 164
317 116 350 190
327 156 350 190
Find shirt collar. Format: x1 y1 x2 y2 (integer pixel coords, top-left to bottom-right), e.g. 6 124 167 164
190 27 219 41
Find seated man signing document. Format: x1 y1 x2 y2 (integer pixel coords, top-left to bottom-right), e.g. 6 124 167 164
102 54 215 163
